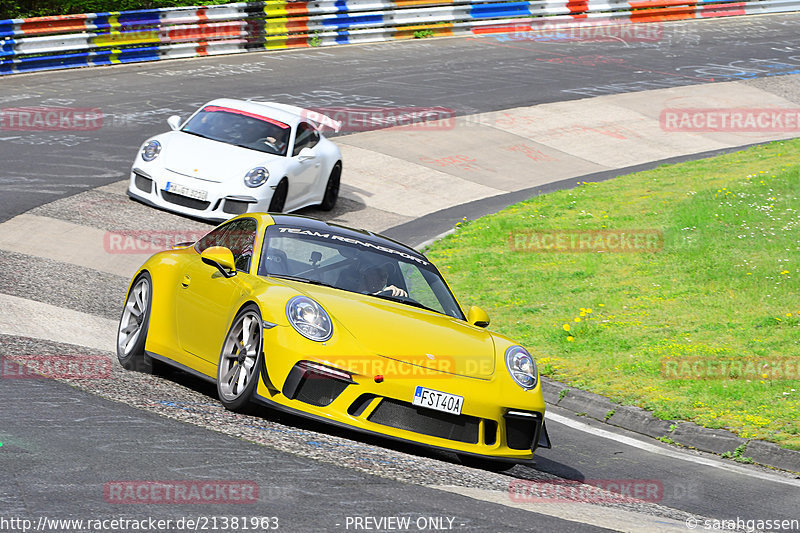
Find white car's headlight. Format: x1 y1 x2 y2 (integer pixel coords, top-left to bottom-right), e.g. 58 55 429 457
286 296 332 342
141 140 161 162
505 346 538 389
244 167 269 188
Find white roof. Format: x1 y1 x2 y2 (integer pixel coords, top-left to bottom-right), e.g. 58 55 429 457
201 98 341 132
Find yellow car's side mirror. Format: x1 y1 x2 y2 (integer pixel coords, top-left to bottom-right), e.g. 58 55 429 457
467 306 490 328
200 246 236 278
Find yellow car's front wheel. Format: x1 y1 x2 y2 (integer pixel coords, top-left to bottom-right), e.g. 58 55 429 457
217 304 264 411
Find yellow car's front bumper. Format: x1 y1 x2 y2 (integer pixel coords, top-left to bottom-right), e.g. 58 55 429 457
253 324 549 461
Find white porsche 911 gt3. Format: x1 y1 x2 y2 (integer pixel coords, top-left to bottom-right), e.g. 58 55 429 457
127 99 343 222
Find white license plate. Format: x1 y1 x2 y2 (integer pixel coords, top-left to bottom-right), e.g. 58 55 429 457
412 386 463 415
165 181 208 201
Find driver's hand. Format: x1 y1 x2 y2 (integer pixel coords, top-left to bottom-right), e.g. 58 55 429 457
382 285 408 297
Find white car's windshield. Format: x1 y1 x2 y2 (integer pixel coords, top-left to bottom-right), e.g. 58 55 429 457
258 225 465 320
181 105 291 156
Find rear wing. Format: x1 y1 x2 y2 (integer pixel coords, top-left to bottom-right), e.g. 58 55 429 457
258 102 342 133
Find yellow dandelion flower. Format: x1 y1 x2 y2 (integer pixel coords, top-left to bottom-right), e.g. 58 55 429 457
566 336 574 342
580 311 586 317
574 317 581 323
780 270 789 275
562 324 571 332
586 308 593 314
787 313 793 318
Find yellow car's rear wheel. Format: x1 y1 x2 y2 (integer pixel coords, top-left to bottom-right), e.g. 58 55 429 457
116 272 154 373
217 304 263 411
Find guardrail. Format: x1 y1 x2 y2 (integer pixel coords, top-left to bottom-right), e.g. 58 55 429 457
1 0 799 75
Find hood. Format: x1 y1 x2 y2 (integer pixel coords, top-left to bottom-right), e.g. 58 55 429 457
295 284 497 379
157 131 282 183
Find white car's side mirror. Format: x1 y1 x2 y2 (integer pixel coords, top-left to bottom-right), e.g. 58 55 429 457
167 115 182 131
297 147 316 161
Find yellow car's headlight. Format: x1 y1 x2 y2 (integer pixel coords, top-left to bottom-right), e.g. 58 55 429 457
286 296 332 342
505 346 537 389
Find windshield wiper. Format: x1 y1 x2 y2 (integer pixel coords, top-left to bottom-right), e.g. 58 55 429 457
182 130 213 141
372 293 440 314
270 274 338 289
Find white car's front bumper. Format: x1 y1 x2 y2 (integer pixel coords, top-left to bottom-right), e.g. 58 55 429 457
127 167 274 223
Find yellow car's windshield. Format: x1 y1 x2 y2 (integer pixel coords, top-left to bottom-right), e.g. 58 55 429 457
257 225 465 320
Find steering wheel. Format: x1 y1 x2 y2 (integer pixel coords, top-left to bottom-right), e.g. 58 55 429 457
256 137 281 152
375 286 409 298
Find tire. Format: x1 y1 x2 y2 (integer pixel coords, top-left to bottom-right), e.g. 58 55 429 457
319 162 341 211
116 272 154 373
457 453 516 472
268 179 288 213
217 304 263 411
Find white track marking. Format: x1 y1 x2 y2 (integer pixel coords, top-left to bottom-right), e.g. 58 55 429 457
0 293 116 354
432 485 691 532
546 412 800 488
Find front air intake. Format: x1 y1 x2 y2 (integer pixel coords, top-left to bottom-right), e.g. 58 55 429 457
282 361 353 407
368 398 480 444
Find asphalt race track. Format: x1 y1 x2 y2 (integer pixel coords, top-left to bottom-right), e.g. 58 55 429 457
2 13 800 533
5 13 800 222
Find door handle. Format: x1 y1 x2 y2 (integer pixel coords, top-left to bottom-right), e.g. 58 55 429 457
181 274 191 288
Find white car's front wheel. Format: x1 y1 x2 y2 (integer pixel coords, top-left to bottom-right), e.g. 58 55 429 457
268 179 288 213
319 162 341 211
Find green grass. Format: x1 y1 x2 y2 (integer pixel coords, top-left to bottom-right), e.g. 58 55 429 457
427 139 800 449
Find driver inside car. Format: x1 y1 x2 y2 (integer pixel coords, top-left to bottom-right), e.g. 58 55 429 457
358 261 408 297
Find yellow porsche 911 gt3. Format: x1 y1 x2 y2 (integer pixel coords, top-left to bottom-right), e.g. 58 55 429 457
116 213 549 465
